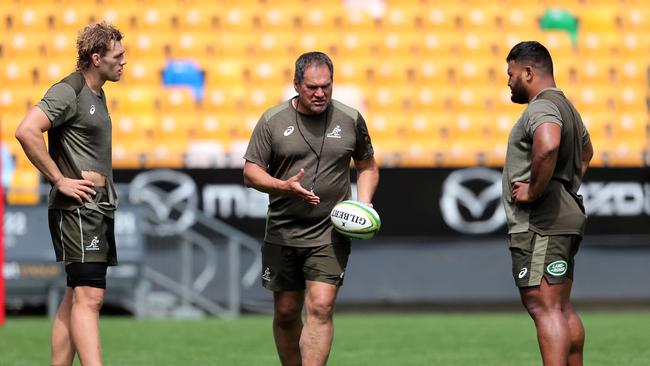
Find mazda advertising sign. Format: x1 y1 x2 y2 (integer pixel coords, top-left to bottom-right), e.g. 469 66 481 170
113 168 650 238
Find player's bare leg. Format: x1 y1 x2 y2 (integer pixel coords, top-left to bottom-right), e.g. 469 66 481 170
300 281 338 366
520 277 571 366
561 279 584 366
273 291 304 366
51 287 76 365
70 286 105 366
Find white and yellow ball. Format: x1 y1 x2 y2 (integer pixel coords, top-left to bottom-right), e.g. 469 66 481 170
330 200 381 240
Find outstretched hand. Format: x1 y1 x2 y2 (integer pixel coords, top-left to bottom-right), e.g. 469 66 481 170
287 168 320 205
55 177 96 204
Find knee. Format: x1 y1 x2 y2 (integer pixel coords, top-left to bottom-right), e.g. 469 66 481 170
74 291 105 312
306 299 334 322
275 302 302 326
523 299 560 320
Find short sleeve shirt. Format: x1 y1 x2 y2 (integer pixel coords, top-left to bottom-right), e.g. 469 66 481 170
37 71 116 213
244 99 374 247
502 88 590 236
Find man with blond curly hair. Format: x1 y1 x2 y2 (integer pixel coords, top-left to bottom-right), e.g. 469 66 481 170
16 22 126 366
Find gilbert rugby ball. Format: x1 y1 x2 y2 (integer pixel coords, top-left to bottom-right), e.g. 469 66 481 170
330 200 381 240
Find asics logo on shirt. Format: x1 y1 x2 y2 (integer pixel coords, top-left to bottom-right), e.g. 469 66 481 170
283 126 294 136
90 105 96 115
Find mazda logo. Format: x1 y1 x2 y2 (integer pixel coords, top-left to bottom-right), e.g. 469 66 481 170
440 168 506 234
129 170 198 236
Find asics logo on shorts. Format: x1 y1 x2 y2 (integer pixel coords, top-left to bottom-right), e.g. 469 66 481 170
518 267 528 279
85 236 101 251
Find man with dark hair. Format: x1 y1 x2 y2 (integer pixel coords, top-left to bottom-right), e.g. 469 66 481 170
503 41 593 366
15 22 126 366
243 51 379 366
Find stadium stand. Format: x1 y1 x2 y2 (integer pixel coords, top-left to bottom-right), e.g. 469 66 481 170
1 1 648 204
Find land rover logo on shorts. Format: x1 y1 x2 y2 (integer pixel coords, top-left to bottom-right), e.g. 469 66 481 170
89 105 96 115
283 126 294 136
547 260 568 276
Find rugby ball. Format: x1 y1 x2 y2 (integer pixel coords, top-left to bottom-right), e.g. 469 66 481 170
330 200 381 240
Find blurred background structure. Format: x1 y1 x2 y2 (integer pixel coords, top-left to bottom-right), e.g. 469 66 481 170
1 0 649 318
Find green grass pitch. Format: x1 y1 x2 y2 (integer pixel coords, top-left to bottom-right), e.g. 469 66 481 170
1 311 648 365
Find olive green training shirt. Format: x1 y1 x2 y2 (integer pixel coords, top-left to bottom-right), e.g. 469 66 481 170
244 99 374 247
37 71 117 216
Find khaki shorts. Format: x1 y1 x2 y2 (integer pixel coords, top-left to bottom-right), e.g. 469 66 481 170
48 189 117 266
261 242 351 291
509 231 581 288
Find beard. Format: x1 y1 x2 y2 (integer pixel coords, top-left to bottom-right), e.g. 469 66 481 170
510 78 529 104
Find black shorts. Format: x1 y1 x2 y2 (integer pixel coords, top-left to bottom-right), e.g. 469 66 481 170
509 231 582 288
261 242 351 292
66 262 108 289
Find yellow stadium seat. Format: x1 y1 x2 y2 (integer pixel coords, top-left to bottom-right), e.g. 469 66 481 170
365 86 408 115
302 5 341 31
411 85 455 114
617 59 649 88
53 5 94 32
115 86 157 114
377 32 419 58
340 8 377 31
256 5 301 31
219 4 257 31
151 112 194 141
112 113 155 142
457 32 501 59
144 141 189 169
253 31 295 59
419 32 457 57
3 32 45 59
44 31 77 60
6 166 40 205
418 5 459 31
166 32 212 60
364 112 407 142
497 5 541 33
459 6 500 31
412 59 452 86
5 6 54 33
0 87 42 115
112 139 145 169
121 58 164 86
365 58 411 86
172 6 219 32
379 6 418 31
577 32 620 58
404 113 446 141
127 31 168 59
332 31 376 59
616 85 647 113
572 85 616 114
1 60 35 86
158 87 197 113
579 6 617 33
617 6 650 31
192 112 233 141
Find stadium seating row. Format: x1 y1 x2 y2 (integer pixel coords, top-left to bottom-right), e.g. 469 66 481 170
1 0 648 205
